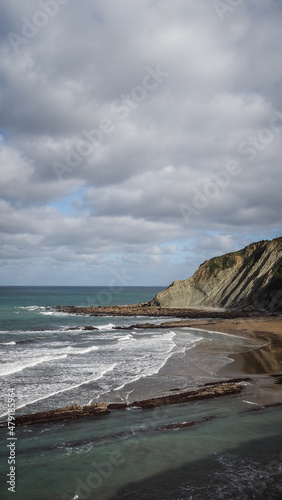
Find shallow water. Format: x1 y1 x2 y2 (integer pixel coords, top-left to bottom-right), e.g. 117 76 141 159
1 401 282 499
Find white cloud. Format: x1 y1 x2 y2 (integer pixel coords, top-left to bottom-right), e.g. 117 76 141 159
0 0 281 285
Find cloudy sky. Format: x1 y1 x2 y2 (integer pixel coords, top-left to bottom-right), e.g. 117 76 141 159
0 0 281 286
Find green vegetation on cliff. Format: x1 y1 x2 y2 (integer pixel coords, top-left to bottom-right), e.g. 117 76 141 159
206 254 237 276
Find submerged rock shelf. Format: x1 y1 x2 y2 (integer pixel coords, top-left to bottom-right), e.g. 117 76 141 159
1 379 251 427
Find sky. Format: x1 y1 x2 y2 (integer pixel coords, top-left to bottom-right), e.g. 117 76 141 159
0 0 281 287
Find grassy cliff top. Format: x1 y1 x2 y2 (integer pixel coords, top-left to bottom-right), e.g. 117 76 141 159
200 237 282 278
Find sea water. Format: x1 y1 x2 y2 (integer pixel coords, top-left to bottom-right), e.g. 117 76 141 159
0 287 281 499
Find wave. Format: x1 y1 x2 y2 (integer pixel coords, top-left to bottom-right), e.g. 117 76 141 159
186 327 268 349
118 334 135 342
0 341 16 346
101 330 178 398
113 374 144 392
97 323 115 331
18 305 45 311
40 311 71 317
17 305 83 318
1 363 117 416
0 354 68 377
67 345 99 355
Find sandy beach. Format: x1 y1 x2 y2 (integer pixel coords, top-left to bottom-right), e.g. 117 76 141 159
181 317 282 406
56 304 282 407
180 316 282 336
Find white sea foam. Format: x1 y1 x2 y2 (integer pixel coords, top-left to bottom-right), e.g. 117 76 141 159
0 341 16 346
40 311 70 317
0 363 117 416
113 374 144 392
67 345 99 355
97 323 115 330
118 334 135 342
100 330 178 397
186 326 266 344
18 305 44 311
0 354 68 376
17 305 83 318
243 400 260 406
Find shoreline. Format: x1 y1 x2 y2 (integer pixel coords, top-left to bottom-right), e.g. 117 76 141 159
5 310 281 426
93 313 282 409
66 310 282 406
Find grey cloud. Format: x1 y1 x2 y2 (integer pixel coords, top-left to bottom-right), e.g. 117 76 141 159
0 0 281 285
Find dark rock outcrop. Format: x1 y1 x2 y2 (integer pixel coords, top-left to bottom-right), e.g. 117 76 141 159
67 326 98 331
13 403 110 426
271 374 282 384
128 381 245 409
161 416 215 430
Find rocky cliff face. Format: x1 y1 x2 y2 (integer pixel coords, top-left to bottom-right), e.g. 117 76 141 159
150 237 282 311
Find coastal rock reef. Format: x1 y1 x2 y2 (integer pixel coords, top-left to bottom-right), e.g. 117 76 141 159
150 237 282 312
2 381 248 427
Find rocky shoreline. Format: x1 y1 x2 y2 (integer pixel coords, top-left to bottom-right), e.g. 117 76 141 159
1 379 251 427
12 306 279 429
56 304 266 319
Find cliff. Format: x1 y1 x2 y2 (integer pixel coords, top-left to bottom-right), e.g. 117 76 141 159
150 237 282 312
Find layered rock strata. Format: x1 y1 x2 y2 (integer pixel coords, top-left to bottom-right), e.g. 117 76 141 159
150 237 282 311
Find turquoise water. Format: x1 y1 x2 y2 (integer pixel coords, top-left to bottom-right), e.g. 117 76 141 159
0 287 282 499
1 402 282 499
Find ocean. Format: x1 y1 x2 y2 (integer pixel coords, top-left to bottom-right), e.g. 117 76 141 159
0 286 282 499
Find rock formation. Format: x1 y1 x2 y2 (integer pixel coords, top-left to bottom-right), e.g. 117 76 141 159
150 237 282 311
56 305 262 319
13 403 110 426
0 380 249 427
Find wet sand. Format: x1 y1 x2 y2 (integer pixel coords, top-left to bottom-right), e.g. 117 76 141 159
126 316 282 405
178 317 282 374
125 316 282 376
182 317 282 405
110 316 282 406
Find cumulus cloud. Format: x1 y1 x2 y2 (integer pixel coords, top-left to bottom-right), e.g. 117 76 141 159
0 0 281 285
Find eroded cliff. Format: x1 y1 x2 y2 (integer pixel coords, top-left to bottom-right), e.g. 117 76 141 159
150 237 282 311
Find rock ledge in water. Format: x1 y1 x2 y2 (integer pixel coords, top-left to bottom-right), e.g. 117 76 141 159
1 379 250 427
13 403 110 426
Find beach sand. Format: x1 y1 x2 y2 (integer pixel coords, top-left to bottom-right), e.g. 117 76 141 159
114 316 282 407
183 317 282 406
